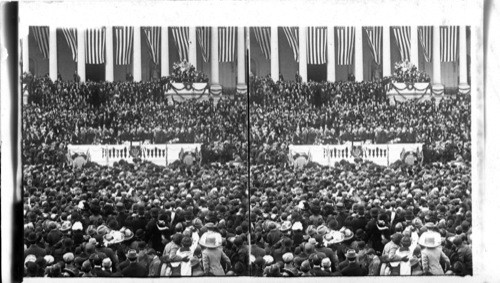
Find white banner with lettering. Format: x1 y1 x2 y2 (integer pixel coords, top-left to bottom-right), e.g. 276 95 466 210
288 143 423 167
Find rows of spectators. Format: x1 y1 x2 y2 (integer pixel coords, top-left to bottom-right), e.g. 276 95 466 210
23 73 472 277
249 76 472 276
250 76 471 165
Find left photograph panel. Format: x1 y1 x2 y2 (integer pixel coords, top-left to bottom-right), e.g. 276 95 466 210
20 24 250 277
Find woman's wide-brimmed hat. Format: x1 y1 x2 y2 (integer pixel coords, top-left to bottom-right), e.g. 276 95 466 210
199 233 221 249
323 231 345 245
418 231 442 248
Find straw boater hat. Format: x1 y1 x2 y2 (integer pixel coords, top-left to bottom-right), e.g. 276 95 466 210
199 233 221 249
418 231 442 248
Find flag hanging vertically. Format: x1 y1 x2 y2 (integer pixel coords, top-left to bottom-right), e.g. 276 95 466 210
307 27 327 64
253 27 271 60
172 27 190 61
61 28 78 62
31 26 50 59
418 26 433 62
114 26 134 65
365 27 382 65
85 28 105 64
143 27 161 65
197 27 210 62
441 26 458 62
283 27 299 62
393 26 411 62
336 26 355 65
219 27 236 62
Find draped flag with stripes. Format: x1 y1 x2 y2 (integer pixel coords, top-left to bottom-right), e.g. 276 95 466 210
307 27 327 64
172 27 190 61
365 27 382 65
114 27 133 65
393 26 411 62
197 27 210 62
143 27 161 65
253 27 271 60
31 26 50 59
418 26 433 62
85 28 106 64
336 27 355 65
62 28 78 62
441 26 458 62
283 27 299 62
219 27 236 62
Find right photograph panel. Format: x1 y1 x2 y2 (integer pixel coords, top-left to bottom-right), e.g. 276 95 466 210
249 25 472 277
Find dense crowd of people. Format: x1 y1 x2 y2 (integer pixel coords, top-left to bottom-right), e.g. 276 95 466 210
250 76 471 165
23 72 472 277
249 76 472 276
23 76 247 166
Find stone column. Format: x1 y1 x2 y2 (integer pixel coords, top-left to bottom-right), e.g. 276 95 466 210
432 25 443 93
105 26 114 82
237 26 247 94
189 26 197 69
22 31 29 74
270 26 279 82
410 25 419 66
49 26 57 81
354 26 363 81
298 26 307 82
383 25 391 77
133 26 142 81
161 26 169 77
210 26 221 93
458 25 470 93
77 28 86 82
326 26 336 82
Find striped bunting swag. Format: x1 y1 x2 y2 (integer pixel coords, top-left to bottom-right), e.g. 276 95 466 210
440 26 458 62
283 27 299 62
114 27 133 65
172 27 189 61
336 27 355 65
219 27 236 62
85 28 105 64
253 27 271 60
144 27 161 65
307 27 327 64
197 27 210 62
365 27 382 65
393 26 411 61
418 26 433 62
61 28 78 62
30 26 50 59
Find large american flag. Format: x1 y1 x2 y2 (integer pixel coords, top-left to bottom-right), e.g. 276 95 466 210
365 27 382 65
114 27 133 65
172 27 189 61
143 27 161 65
197 27 210 62
61 28 78 62
418 26 433 62
85 28 105 64
336 26 355 65
253 27 271 60
30 26 50 59
393 26 411 62
307 27 327 64
219 27 236 62
441 26 458 62
283 27 299 62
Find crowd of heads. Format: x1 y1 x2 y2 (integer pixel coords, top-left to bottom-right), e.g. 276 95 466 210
248 76 472 276
250 76 471 165
23 73 472 277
